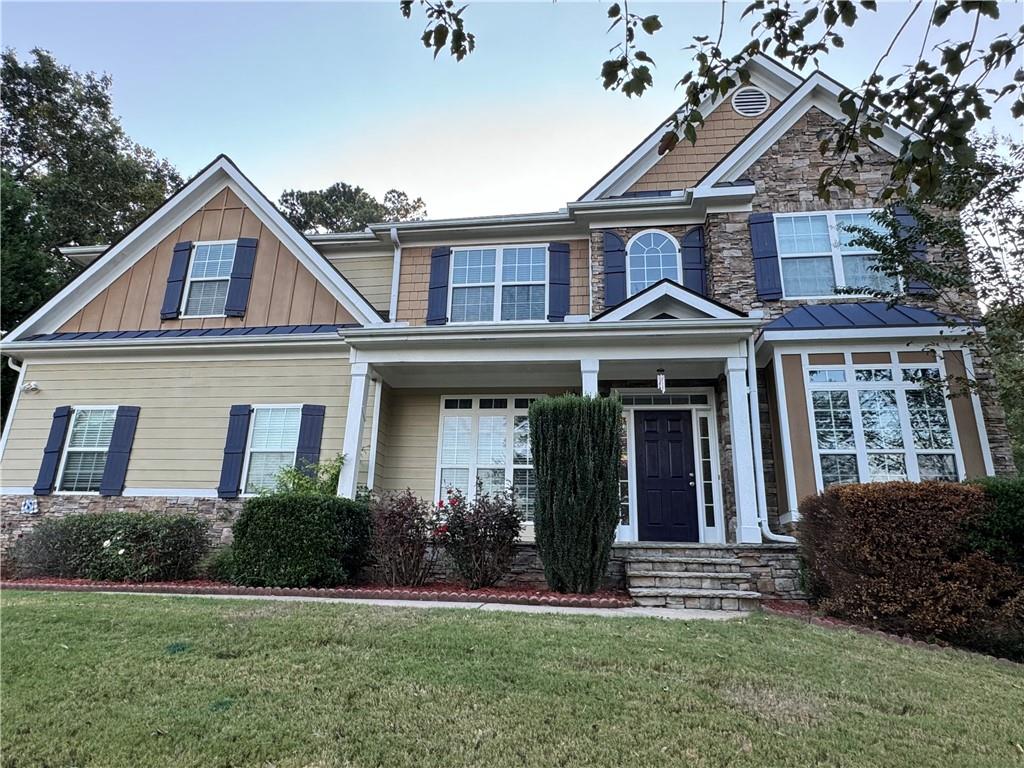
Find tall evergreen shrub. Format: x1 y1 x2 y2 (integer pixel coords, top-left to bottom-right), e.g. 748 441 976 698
529 395 622 593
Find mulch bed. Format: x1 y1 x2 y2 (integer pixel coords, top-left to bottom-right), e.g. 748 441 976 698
0 578 635 609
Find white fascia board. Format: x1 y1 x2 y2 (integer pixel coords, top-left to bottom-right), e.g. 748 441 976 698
4 157 384 344
698 73 910 189
594 283 744 322
60 245 108 267
579 57 802 202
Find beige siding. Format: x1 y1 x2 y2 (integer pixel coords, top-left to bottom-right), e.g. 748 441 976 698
781 353 817 505
1 355 351 490
61 186 356 333
377 389 440 499
356 379 379 489
626 100 775 193
327 254 394 316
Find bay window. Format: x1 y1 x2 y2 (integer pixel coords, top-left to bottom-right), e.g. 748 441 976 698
806 357 960 488
775 210 896 298
437 396 538 520
449 246 547 322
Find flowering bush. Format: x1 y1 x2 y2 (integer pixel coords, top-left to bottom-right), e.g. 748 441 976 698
437 485 521 589
368 489 441 586
9 512 208 582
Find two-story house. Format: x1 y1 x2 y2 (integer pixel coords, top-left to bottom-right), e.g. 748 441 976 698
0 56 1014 603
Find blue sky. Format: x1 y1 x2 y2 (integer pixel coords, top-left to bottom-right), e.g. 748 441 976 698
3 1 1021 218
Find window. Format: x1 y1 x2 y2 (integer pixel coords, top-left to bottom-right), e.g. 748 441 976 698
182 241 237 317
437 396 538 521
58 407 117 492
805 356 959 488
627 231 679 295
243 406 301 494
450 245 547 322
775 211 896 298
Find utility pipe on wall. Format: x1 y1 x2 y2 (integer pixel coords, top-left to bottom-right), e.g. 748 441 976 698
746 336 796 544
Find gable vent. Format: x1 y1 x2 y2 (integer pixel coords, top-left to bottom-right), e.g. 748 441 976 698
732 87 770 117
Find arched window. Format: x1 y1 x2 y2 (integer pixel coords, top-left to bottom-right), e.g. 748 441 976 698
627 230 680 295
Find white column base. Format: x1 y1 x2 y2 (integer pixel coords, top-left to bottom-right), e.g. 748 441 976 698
580 358 600 396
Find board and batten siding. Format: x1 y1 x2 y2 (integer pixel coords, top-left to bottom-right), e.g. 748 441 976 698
0 354 351 491
325 253 394 316
60 187 356 333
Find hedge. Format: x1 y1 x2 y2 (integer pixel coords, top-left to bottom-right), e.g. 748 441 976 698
967 476 1024 569
800 481 1023 660
231 493 371 588
9 512 208 582
529 395 622 593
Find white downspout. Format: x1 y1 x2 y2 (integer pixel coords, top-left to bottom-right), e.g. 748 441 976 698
747 336 797 543
388 226 402 323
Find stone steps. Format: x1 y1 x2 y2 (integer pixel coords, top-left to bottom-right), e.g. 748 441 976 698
626 556 744 573
623 546 762 610
626 571 752 591
629 587 761 611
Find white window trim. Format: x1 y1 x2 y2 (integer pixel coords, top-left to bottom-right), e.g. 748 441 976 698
613 388 723 544
801 351 965 489
625 229 683 297
180 239 238 319
240 403 303 496
434 395 542 521
774 209 895 300
55 405 118 495
446 244 549 324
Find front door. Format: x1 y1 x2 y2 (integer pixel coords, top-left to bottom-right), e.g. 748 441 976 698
634 410 699 542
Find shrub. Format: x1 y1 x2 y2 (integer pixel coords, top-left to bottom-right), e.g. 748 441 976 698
10 512 208 582
439 485 521 589
800 481 1024 660
198 545 236 582
231 493 371 588
369 489 441 586
272 454 344 496
968 476 1024 569
529 395 622 593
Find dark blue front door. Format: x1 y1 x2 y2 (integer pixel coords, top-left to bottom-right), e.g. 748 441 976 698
635 410 699 542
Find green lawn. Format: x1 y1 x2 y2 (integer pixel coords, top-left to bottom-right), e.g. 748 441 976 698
2 591 1021 768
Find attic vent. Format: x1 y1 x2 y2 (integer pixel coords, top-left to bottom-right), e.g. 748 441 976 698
732 87 770 117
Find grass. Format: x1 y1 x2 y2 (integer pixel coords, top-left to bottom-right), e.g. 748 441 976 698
2 591 1022 768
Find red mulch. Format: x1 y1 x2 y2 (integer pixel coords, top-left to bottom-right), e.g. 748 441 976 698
0 578 634 609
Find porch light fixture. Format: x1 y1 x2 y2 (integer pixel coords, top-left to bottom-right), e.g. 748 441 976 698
656 368 666 394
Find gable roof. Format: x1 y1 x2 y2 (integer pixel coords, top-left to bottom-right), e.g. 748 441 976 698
592 278 746 322
3 155 385 344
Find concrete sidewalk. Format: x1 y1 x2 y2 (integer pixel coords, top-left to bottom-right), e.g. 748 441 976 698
100 589 747 621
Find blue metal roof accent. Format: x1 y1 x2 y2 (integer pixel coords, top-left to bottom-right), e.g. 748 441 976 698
765 302 952 330
23 324 358 343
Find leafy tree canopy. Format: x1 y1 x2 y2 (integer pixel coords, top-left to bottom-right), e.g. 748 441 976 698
401 1 1022 202
279 183 427 234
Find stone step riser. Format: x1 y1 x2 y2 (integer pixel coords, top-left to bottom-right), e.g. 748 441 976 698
622 549 739 560
632 595 758 611
626 561 742 574
628 576 752 590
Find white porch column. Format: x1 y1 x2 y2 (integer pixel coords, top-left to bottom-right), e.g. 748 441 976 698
338 361 370 499
726 356 763 543
580 358 600 396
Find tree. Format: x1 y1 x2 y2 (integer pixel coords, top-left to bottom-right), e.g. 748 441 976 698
399 1 1022 202
1 48 181 421
279 183 427 234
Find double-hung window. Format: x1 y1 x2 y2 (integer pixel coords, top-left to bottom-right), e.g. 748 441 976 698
437 397 538 520
806 358 959 488
57 407 117 492
243 405 302 494
450 246 547 322
182 241 237 317
775 211 896 298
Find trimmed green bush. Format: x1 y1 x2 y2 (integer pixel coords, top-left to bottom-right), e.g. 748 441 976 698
529 394 622 593
198 545 236 582
10 512 208 582
800 481 1023 660
231 493 371 588
968 476 1024 568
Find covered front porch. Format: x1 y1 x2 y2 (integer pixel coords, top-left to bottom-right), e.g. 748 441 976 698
336 318 781 546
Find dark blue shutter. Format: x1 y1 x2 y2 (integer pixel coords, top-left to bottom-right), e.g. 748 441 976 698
547 242 571 321
295 404 326 476
749 213 783 300
217 405 252 499
426 246 451 325
224 237 258 317
99 406 140 497
33 405 72 496
893 205 930 294
680 227 707 295
160 241 193 320
603 232 627 308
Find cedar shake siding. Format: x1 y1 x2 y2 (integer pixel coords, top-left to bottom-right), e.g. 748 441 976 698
626 97 777 193
60 187 357 332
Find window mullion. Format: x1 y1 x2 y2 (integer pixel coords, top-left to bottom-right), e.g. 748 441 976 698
895 388 921 481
